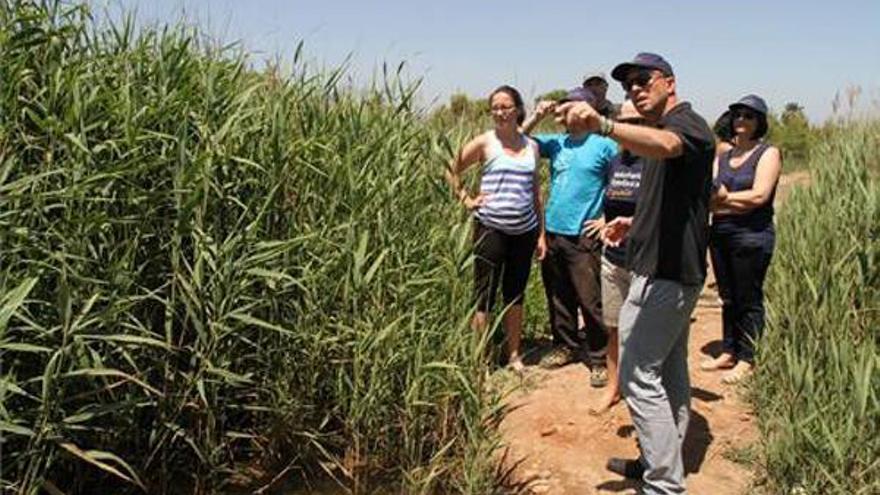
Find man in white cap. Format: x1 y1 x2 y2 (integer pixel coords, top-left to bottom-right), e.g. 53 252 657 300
582 72 617 118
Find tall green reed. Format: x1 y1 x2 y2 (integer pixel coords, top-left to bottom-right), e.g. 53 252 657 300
0 1 499 493
754 118 879 494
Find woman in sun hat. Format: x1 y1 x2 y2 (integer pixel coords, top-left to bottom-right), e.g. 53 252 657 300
701 94 783 384
445 85 546 373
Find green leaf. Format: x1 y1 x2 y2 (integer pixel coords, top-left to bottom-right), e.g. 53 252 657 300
58 442 145 489
0 342 53 353
0 421 35 437
77 334 171 350
0 278 38 338
228 312 295 337
63 368 163 397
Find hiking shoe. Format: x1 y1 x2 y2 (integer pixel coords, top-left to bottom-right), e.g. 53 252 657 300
540 346 575 369
606 457 645 479
590 365 609 388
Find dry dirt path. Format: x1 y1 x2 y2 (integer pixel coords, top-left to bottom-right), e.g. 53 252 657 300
495 171 810 494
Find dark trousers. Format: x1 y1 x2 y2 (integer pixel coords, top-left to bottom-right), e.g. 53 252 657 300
541 232 607 364
473 221 538 313
709 229 775 364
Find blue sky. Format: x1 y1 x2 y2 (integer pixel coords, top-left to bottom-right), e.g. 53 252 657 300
108 0 879 123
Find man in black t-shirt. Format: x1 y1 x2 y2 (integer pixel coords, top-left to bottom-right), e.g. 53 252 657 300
556 53 714 494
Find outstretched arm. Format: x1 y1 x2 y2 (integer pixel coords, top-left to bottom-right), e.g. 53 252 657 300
555 101 683 159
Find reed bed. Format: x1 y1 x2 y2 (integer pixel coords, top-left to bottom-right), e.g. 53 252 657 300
5 2 878 495
0 1 500 493
754 118 880 494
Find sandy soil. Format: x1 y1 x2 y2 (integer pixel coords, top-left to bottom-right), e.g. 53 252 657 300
495 172 811 494
496 301 756 495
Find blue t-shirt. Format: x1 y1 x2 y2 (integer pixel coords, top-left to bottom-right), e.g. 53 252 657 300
534 133 617 236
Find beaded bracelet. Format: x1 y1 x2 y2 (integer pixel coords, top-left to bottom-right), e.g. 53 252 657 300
599 116 615 137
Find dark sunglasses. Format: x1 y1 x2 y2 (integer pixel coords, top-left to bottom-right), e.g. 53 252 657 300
621 70 655 92
733 109 759 120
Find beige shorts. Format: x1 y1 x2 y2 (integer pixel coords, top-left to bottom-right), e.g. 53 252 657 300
601 256 632 329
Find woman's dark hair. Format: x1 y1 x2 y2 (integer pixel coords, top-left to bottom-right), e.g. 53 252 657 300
753 113 769 140
489 85 526 125
713 110 735 144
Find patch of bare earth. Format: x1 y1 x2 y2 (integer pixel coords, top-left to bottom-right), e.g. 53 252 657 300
495 172 810 494
497 304 755 495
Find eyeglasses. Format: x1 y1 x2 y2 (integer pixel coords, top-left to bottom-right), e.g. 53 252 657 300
621 70 657 92
733 109 759 120
490 105 516 113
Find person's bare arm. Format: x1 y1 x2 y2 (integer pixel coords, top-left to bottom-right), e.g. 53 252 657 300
717 147 782 212
521 100 556 135
530 141 547 260
555 101 683 159
607 122 683 159
710 154 727 211
445 133 488 208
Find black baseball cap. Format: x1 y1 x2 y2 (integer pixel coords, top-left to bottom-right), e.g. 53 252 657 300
611 52 675 82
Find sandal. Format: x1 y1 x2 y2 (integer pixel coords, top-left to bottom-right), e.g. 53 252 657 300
700 354 736 371
721 362 753 384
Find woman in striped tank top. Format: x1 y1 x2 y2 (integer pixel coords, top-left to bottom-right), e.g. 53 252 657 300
445 85 547 372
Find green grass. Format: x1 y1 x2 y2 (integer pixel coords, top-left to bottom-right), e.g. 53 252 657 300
4 2 877 495
0 1 505 493
752 118 880 494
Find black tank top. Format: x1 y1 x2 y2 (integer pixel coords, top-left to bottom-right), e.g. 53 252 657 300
713 143 776 234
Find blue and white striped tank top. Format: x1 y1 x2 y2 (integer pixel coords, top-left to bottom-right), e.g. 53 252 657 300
474 131 539 235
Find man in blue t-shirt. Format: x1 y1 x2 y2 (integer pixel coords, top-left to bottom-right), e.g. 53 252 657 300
521 87 617 384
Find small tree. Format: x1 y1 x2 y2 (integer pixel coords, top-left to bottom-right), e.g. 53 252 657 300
534 89 567 103
769 101 813 163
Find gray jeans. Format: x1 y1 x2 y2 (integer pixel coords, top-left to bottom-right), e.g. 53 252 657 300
618 275 701 495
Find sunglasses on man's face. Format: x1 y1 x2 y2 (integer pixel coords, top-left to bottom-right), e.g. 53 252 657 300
733 109 759 120
621 70 656 92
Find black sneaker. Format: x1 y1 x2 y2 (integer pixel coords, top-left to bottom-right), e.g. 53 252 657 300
606 457 645 479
